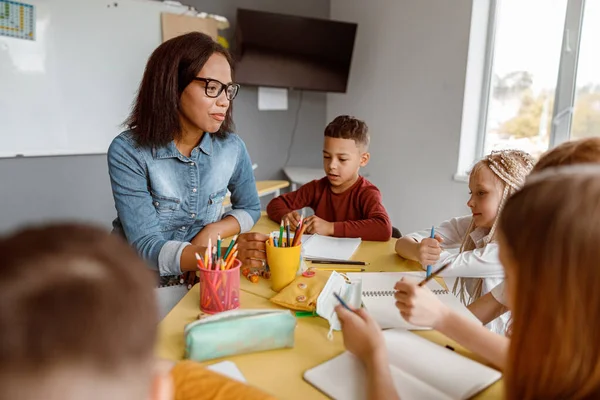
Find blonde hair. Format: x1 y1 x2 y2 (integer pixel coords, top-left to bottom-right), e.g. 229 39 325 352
454 150 535 302
499 166 600 399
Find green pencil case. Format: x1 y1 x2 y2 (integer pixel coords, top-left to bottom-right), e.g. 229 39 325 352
184 309 297 362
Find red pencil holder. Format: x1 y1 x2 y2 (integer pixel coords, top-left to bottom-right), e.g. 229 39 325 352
198 259 241 314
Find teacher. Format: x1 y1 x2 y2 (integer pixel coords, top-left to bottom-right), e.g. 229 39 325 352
107 32 267 283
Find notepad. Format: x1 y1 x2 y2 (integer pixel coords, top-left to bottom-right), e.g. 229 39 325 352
344 272 480 330
302 234 361 261
304 329 502 400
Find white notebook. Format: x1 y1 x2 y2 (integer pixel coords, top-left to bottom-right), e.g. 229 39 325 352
302 234 361 261
344 272 480 330
304 329 502 400
269 232 361 261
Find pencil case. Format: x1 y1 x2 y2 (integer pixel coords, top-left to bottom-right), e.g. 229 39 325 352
184 309 296 362
270 270 331 311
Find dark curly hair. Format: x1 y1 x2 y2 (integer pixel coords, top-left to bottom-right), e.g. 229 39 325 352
324 115 369 149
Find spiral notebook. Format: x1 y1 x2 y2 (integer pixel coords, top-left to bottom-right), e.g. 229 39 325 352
344 272 480 330
304 329 502 400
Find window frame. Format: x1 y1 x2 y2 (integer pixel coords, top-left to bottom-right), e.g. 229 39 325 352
456 0 587 181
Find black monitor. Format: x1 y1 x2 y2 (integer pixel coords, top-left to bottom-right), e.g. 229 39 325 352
233 9 358 93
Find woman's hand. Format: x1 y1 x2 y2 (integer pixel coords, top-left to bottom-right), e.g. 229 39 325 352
394 277 450 329
335 306 387 366
236 232 269 268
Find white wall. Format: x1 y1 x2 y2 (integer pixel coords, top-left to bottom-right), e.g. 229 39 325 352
328 0 474 233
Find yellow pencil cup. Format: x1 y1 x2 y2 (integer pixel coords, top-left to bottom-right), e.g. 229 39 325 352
265 241 302 292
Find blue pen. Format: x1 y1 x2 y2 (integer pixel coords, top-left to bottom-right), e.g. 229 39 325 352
333 292 354 313
426 226 435 278
274 237 279 248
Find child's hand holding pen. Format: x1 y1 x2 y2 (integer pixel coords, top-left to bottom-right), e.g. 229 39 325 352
394 277 448 329
334 294 386 367
417 234 444 267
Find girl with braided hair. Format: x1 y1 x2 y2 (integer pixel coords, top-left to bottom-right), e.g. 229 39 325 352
395 149 534 334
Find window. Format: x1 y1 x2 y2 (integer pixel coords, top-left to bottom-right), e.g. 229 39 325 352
571 0 600 140
458 0 598 176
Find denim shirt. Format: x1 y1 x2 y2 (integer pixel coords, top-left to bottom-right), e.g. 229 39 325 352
107 130 261 276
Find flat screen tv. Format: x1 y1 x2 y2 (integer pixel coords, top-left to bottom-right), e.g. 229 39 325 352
233 9 358 93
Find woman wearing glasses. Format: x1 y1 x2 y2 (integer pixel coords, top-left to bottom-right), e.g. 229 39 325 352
107 32 266 284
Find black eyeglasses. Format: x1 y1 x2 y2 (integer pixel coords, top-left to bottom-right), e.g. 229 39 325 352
193 78 240 101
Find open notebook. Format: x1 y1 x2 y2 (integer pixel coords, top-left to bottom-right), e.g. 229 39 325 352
304 329 501 400
344 272 480 330
271 232 361 261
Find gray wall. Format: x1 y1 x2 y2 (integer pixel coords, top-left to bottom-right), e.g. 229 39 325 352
328 0 473 233
0 0 328 233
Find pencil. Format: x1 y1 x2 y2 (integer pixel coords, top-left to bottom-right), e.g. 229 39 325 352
224 244 237 265
310 260 369 266
225 250 238 270
223 234 237 260
286 220 291 247
207 238 212 270
418 264 451 287
212 246 217 270
426 226 435 278
268 233 274 247
313 267 365 272
194 252 205 269
292 223 307 247
333 292 353 313
217 233 222 262
279 220 284 248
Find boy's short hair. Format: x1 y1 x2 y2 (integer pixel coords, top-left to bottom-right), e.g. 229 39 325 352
0 224 157 397
324 115 370 149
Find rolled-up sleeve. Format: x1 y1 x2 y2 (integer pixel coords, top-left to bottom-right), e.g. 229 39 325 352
223 136 261 232
405 216 503 278
158 241 190 276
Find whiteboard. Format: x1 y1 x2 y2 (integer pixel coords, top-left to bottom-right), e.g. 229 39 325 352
0 0 190 158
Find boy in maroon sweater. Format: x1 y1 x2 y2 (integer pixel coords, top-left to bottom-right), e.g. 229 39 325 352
267 116 392 241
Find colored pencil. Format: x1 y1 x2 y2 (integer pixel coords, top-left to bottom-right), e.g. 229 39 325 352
195 252 205 269
207 238 212 270
279 220 284 247
217 233 222 261
313 267 365 272
426 226 435 278
292 223 307 247
225 244 237 265
310 260 368 266
224 234 238 259
333 292 354 313
418 264 451 287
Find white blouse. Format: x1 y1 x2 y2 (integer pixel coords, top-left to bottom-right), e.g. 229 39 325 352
406 215 508 334
491 282 507 306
